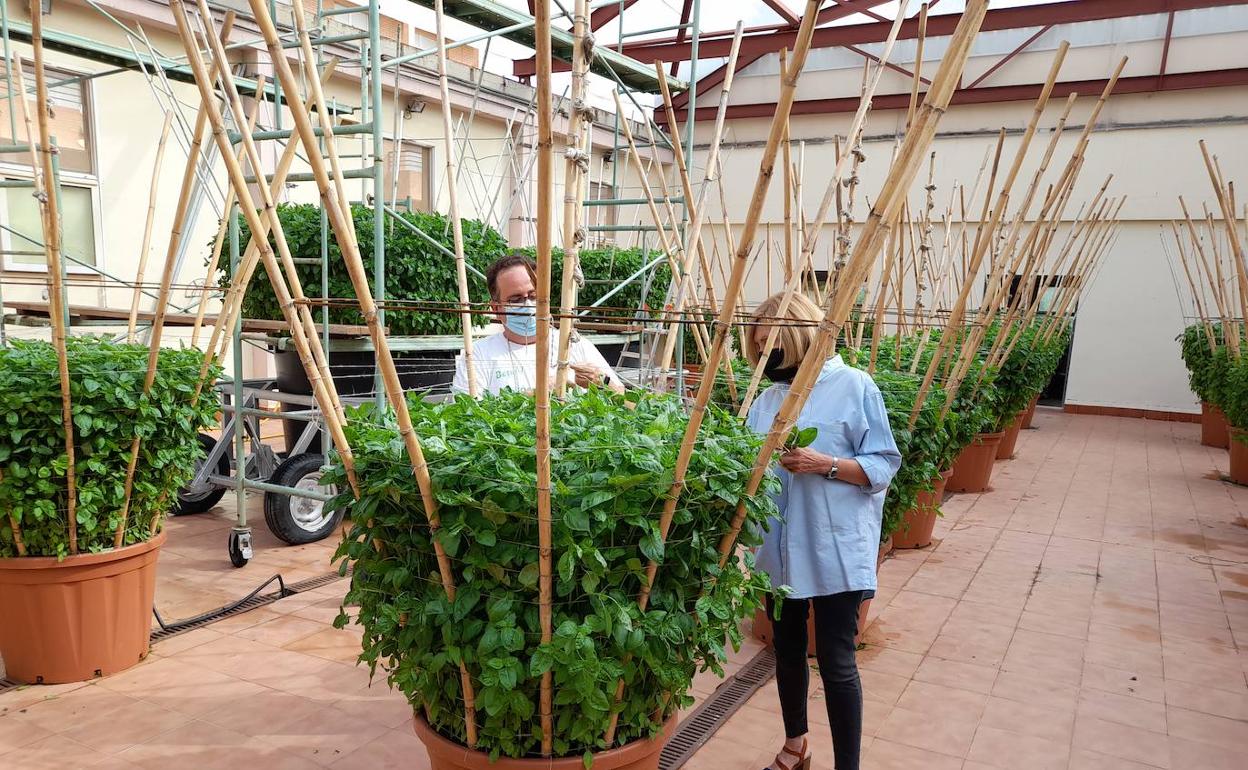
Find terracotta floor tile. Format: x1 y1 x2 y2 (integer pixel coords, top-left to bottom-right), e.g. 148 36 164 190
1076 687 1167 734
978 695 1074 744
149 628 227 657
1165 704 1248 753
0 733 106 770
233 616 329 648
855 645 923 679
965 725 1069 769
874 704 979 760
327 727 431 769
247 701 389 767
16 684 140 734
64 696 194 754
1073 715 1171 768
281 628 363 665
200 687 325 737
114 719 259 769
1166 736 1245 770
0 711 53 752
1018 607 1089 639
858 668 911 705
1081 660 1165 703
1163 678 1248 720
991 670 1079 711
1069 749 1164 769
912 655 998 695
893 679 987 718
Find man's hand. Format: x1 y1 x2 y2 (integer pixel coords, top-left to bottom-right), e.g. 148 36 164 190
569 362 606 388
779 446 834 476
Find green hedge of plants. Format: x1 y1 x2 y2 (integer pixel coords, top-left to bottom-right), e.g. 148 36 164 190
328 388 778 760
1179 323 1231 408
220 205 673 336
0 338 220 558
222 204 509 337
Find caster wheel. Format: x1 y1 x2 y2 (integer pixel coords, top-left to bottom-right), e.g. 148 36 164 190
263 453 342 545
175 434 229 515
228 529 252 568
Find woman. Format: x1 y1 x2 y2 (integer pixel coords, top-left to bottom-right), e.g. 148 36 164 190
744 292 901 770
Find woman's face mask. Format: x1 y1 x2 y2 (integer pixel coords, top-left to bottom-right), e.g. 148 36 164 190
763 348 799 382
504 299 537 337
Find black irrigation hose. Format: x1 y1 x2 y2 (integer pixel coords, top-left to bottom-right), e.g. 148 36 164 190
151 573 290 634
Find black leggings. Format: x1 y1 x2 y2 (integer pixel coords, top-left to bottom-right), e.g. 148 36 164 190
767 591 869 770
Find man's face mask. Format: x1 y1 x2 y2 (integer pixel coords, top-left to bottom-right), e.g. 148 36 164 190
504 299 537 337
763 348 799 382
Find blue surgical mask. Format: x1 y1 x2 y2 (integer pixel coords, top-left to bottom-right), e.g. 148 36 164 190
504 300 537 337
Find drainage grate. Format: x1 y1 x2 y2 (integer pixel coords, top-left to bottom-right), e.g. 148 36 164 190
658 647 776 770
149 568 347 644
0 678 18 695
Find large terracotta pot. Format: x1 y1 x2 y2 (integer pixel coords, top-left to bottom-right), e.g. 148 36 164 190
1202 402 1230 449
894 470 953 550
0 531 165 684
1229 427 1248 485
997 414 1024 460
948 432 1005 494
1020 395 1040 430
413 712 677 770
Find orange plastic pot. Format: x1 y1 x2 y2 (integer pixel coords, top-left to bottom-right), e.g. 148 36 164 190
1202 402 1230 449
413 711 677 770
1020 395 1040 430
0 531 164 684
1230 427 1248 485
948 432 1004 493
996 414 1024 460
894 470 953 550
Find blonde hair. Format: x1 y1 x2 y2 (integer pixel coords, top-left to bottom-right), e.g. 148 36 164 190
744 291 822 369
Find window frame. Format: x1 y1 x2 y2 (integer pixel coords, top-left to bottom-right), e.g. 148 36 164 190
0 60 102 275
381 135 433 214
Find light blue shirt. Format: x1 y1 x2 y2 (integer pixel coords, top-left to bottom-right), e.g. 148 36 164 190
746 356 902 599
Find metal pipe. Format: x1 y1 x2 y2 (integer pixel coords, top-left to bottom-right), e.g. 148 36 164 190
243 166 375 184
232 121 374 143
578 254 668 313
385 21 533 68
382 204 487 280
370 0 386 407
281 31 368 49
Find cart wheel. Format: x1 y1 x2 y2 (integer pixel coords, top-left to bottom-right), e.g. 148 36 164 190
263 453 341 545
175 434 230 515
228 529 250 568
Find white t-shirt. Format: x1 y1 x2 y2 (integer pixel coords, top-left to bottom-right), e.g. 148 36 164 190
451 330 620 395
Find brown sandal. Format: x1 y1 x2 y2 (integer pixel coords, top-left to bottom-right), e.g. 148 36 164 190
764 738 810 770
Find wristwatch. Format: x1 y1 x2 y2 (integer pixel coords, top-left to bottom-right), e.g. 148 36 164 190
824 456 840 481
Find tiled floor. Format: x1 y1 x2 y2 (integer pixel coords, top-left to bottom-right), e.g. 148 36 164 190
2 409 1248 769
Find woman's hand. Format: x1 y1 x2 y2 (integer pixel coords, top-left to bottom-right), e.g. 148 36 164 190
779 446 834 476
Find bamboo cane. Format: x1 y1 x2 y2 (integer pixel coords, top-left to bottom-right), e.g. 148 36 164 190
908 130 1005 428
1172 218 1218 351
1199 141 1248 328
20 19 77 553
1180 196 1233 339
554 0 590 395
231 0 478 742
191 67 270 349
532 0 556 754
736 3 912 414
127 111 174 344
171 3 357 504
781 49 794 285
929 49 1085 420
429 0 480 396
603 1 827 744
717 0 991 573
906 2 929 133
652 25 744 380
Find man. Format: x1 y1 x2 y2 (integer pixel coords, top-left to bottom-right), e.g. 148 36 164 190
451 253 626 396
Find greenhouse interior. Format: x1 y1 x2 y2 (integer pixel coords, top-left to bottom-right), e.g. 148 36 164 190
0 0 1246 768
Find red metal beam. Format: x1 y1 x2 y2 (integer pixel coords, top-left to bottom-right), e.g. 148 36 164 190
666 0 893 109
966 24 1053 89
588 0 639 32
662 68 1248 122
844 42 931 85
762 0 802 26
601 0 1246 68
670 0 695 77
1158 11 1177 86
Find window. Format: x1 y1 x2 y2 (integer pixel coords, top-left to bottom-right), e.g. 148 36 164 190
0 62 99 271
382 139 431 213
